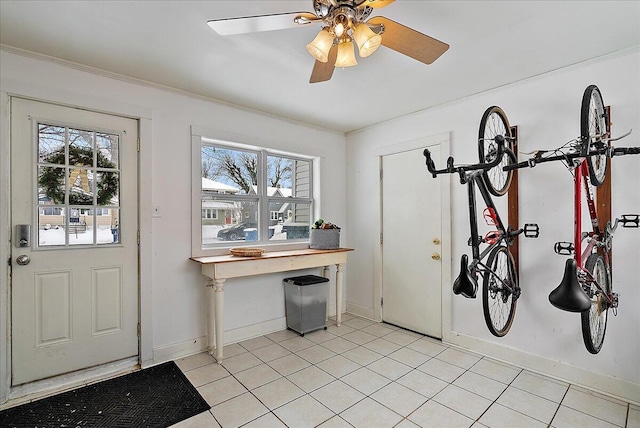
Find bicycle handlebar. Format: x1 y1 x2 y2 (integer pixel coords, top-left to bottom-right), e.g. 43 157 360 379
424 135 508 178
502 128 637 172
502 145 640 172
612 146 640 156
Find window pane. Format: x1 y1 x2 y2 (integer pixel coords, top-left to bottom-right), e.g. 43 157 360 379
38 206 65 246
202 200 258 245
98 209 119 245
38 124 66 164
38 166 66 204
268 201 310 241
96 171 119 206
201 146 257 195
267 155 310 198
68 168 94 205
69 128 93 164
68 207 93 245
96 132 120 169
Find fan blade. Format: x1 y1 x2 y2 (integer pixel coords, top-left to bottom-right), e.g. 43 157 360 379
208 12 318 35
310 45 338 83
368 16 449 64
361 0 396 9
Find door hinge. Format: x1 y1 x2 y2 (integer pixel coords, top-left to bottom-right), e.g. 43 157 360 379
137 230 140 245
380 232 383 244
137 138 140 152
380 169 383 180
380 297 383 307
137 323 141 337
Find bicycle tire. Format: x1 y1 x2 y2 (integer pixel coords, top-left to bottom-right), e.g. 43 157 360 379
478 106 515 197
482 245 518 337
580 253 610 354
580 85 608 186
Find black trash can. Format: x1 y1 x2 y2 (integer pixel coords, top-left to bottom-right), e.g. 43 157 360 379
284 275 329 336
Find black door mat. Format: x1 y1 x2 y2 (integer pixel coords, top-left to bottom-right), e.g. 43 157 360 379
0 361 210 428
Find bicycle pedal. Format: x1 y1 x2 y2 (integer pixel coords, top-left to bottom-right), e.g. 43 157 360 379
611 292 619 309
554 242 574 255
620 214 640 228
524 223 540 238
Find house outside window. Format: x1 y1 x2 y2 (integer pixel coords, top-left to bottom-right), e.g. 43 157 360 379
193 134 315 254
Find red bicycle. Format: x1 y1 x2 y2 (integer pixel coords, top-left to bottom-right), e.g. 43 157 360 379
505 85 639 353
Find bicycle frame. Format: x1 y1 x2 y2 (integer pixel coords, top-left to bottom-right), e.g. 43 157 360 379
464 169 513 283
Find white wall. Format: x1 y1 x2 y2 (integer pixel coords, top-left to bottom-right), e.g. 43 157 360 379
346 49 640 401
0 50 347 367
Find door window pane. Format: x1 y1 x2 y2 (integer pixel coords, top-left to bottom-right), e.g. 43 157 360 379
97 132 120 169
68 168 94 205
96 171 119 206
68 128 94 164
38 124 66 164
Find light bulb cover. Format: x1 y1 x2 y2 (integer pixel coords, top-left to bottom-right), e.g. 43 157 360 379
353 23 382 57
306 28 334 63
335 39 358 67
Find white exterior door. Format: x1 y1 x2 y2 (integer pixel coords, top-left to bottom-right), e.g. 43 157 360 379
382 145 442 337
10 98 139 385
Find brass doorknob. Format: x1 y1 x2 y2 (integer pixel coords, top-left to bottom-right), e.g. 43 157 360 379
431 253 441 261
433 238 441 245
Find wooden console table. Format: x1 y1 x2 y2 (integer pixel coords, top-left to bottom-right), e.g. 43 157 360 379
190 248 354 363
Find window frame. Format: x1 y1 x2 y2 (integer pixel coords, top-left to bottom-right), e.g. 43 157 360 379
191 131 318 257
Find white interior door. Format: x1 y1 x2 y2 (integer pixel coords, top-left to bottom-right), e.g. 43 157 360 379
382 145 442 337
10 98 139 385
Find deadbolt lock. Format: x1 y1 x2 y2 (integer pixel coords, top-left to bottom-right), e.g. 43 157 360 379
433 238 440 245
431 253 441 261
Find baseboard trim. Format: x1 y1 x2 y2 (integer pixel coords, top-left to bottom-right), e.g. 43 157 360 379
346 302 375 320
446 331 640 406
152 317 288 364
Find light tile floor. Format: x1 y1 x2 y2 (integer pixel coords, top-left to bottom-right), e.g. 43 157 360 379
171 314 638 428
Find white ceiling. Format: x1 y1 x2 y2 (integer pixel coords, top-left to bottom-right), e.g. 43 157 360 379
1 1 639 133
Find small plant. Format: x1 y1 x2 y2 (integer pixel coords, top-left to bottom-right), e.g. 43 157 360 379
312 218 340 229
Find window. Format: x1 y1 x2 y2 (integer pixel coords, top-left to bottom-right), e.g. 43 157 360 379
37 123 120 246
202 209 218 220
193 133 316 254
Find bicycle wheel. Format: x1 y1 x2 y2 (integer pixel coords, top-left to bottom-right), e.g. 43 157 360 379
580 253 610 354
580 85 608 186
482 245 518 337
478 106 515 197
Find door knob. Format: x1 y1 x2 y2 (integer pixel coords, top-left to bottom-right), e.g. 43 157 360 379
433 238 440 245
431 253 441 261
16 255 30 266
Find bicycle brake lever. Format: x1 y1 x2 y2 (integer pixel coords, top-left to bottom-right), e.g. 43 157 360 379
609 128 632 142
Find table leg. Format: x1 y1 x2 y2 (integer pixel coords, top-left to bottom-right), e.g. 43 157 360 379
205 278 215 355
323 265 331 321
214 278 226 363
336 263 344 327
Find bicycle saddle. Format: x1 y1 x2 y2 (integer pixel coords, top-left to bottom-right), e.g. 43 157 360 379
453 254 477 298
549 259 591 312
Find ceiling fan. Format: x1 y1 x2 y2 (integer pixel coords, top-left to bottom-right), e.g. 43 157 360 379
207 0 449 83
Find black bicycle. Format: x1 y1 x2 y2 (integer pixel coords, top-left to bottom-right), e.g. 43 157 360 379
424 106 539 337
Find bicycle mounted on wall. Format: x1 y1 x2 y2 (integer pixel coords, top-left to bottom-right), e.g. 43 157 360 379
504 85 640 354
423 106 539 337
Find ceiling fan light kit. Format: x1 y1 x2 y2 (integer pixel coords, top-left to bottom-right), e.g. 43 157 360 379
335 37 358 67
306 28 334 62
207 0 449 83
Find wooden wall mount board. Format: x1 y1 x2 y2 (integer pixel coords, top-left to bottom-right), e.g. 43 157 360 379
508 125 519 277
